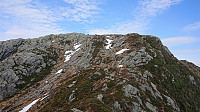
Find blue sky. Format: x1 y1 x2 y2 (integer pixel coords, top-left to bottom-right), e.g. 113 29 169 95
0 0 200 66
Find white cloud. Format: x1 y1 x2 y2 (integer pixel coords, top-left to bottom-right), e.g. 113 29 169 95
135 0 182 19
87 0 182 34
0 0 63 40
161 36 197 47
0 0 102 40
172 49 200 54
171 49 200 66
63 0 101 22
184 22 200 31
88 20 149 35
162 36 200 66
178 56 200 67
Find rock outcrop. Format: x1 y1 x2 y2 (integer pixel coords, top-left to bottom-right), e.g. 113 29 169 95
0 35 59 100
0 38 24 61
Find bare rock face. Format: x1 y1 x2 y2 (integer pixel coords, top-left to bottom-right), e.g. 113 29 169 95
0 38 24 61
0 36 58 100
0 33 200 112
0 69 17 100
123 84 139 98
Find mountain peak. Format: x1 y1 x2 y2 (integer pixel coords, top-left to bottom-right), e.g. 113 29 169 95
0 33 199 112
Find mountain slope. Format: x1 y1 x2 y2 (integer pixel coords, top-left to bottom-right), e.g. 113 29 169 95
0 33 199 112
180 60 200 76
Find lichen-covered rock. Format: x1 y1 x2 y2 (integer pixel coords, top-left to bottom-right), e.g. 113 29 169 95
131 102 145 112
189 75 196 85
123 84 139 98
144 70 153 78
97 94 103 102
102 83 109 91
164 95 180 112
120 48 153 67
145 102 156 112
113 101 122 112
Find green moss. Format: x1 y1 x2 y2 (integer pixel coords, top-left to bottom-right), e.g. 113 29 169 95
53 88 68 107
90 103 112 112
78 81 92 90
89 74 104 82
107 81 115 88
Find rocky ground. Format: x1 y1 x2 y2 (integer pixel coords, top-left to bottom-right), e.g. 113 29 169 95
0 33 199 112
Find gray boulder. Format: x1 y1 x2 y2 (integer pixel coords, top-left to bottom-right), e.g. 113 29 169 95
145 102 156 112
123 84 139 98
113 101 122 112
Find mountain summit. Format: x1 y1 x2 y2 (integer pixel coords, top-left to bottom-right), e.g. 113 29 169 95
0 33 199 112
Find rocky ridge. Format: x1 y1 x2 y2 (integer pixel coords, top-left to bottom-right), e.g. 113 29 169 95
0 33 199 112
180 60 200 76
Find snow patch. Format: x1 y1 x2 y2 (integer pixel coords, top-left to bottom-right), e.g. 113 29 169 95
74 44 82 49
105 39 113 49
118 65 123 67
65 50 73 55
19 98 40 112
56 69 63 74
41 95 49 101
64 44 82 62
64 51 73 62
44 92 49 96
116 49 129 55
